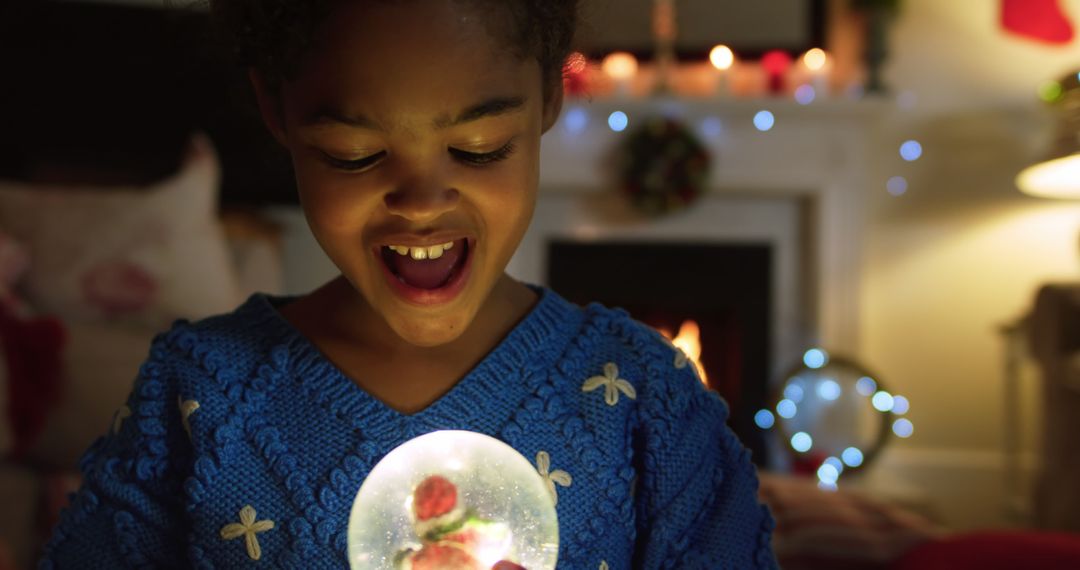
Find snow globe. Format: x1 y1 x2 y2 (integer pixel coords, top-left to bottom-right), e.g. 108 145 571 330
347 430 559 569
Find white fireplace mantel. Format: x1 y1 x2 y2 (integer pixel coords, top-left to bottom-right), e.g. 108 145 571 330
512 96 891 363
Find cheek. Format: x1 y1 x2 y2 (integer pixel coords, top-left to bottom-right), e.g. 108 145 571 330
293 165 380 236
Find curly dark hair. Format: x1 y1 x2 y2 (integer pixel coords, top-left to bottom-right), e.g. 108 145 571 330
208 0 580 97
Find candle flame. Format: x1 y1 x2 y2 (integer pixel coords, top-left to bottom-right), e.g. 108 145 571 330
709 45 734 70
602 52 638 81
803 48 827 71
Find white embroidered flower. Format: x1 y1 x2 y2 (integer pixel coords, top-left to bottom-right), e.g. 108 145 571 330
220 505 275 561
582 362 637 406
112 405 131 435
178 397 200 439
535 451 572 506
600 562 610 570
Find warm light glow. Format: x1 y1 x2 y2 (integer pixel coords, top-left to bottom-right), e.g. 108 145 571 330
709 45 735 70
661 320 708 385
1017 153 1080 199
802 48 827 71
563 51 587 75
602 52 638 81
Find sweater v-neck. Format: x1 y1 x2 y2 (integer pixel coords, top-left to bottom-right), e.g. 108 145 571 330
238 285 583 441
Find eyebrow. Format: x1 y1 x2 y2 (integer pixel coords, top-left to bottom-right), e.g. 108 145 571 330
303 96 527 131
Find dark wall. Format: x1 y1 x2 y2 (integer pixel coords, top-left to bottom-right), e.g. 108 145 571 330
0 1 297 206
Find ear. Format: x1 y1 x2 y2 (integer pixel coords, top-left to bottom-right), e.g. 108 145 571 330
248 69 289 147
540 80 565 134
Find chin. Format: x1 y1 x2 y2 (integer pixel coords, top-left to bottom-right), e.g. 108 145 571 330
386 312 474 348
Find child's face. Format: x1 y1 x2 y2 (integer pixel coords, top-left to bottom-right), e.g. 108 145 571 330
255 0 562 347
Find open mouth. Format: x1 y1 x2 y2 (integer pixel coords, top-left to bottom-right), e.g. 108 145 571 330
379 238 471 291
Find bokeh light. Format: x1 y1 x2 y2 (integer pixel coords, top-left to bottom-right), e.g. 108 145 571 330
872 391 895 412
817 463 840 484
817 378 842 401
794 84 816 105
823 456 845 475
784 382 805 403
699 116 724 138
900 140 923 161
893 418 914 438
841 447 864 467
777 399 797 419
791 432 813 452
601 52 638 81
709 45 735 70
1038 79 1064 103
855 376 877 396
608 111 629 132
803 348 828 369
802 48 827 71
754 409 775 429
563 107 588 134
887 176 908 196
753 110 775 132
563 51 587 75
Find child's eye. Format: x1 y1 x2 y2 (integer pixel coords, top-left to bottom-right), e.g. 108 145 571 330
322 151 386 172
450 142 516 166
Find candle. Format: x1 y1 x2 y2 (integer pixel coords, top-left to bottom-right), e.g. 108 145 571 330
709 44 735 97
761 50 793 95
602 51 639 98
802 48 829 97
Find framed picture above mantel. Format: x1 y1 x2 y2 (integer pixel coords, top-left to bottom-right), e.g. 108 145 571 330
578 0 827 59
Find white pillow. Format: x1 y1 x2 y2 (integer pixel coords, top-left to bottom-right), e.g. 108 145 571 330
0 134 241 328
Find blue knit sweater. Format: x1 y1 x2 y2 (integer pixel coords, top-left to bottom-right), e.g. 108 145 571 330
41 287 777 569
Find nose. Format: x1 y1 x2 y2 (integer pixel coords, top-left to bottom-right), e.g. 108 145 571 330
383 174 461 223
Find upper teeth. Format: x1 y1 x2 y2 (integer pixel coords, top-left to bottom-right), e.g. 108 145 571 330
388 242 455 260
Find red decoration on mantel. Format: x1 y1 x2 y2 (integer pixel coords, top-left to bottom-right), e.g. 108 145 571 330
761 50 794 94
1001 0 1075 45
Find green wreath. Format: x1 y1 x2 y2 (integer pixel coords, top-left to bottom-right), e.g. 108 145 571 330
615 117 711 216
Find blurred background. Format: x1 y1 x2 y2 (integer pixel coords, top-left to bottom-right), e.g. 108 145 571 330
1 0 1079 568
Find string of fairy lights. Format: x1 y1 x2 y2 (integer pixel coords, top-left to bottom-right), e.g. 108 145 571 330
559 47 929 200
753 348 915 490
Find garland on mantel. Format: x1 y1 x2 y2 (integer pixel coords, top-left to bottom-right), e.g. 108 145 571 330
614 117 710 217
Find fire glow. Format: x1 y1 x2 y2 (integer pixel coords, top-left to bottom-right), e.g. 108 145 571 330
658 320 708 385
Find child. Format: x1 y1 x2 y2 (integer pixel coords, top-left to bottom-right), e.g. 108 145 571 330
41 1 777 568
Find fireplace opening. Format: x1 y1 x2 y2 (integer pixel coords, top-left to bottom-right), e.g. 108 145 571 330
548 240 772 465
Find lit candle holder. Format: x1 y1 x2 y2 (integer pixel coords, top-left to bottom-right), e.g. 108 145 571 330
801 48 829 98
709 44 735 98
761 50 793 96
562 51 589 97
602 51 639 98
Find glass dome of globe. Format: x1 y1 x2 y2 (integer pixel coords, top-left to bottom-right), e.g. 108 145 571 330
347 430 559 570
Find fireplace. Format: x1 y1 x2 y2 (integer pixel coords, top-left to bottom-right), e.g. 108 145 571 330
548 240 772 464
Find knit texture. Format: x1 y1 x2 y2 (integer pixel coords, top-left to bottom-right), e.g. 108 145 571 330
40 286 777 569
